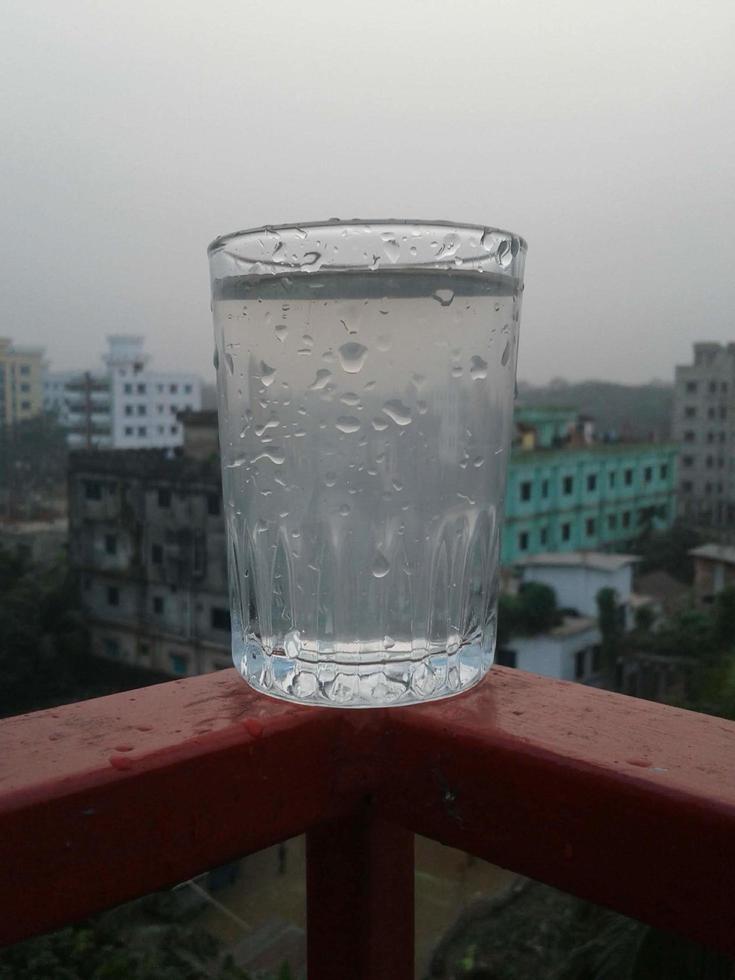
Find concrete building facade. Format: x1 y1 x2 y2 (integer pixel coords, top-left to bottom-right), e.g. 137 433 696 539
502 407 678 565
0 337 45 431
44 335 202 450
69 447 230 677
673 342 735 527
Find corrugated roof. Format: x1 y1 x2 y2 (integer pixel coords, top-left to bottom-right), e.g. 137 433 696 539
519 551 639 572
689 543 735 566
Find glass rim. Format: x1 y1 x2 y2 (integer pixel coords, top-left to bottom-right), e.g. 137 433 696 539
207 218 528 256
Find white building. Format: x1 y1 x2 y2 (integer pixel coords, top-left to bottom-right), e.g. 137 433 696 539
44 336 202 450
518 551 640 627
499 616 603 685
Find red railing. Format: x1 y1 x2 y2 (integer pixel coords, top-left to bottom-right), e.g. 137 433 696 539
2 667 735 978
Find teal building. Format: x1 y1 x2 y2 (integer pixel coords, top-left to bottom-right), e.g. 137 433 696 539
501 408 678 565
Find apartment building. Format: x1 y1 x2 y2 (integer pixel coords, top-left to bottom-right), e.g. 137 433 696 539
673 342 735 527
0 337 45 430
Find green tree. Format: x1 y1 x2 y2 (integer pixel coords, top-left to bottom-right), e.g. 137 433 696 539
497 582 559 649
596 587 624 683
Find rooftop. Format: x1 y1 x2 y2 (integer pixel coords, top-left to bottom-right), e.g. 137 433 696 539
520 551 640 572
512 441 678 463
549 614 598 637
689 543 735 566
69 448 220 485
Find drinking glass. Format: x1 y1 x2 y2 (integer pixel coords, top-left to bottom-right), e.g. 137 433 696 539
208 220 526 706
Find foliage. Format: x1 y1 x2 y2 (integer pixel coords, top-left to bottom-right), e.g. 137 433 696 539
497 582 560 646
0 414 69 516
596 587 624 680
630 521 703 584
0 891 295 980
0 547 168 719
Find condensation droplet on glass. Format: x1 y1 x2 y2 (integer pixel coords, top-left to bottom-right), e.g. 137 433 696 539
336 416 361 434
340 392 361 407
392 479 404 492
451 365 463 378
255 419 279 437
337 341 368 373
432 288 454 307
470 356 488 380
252 449 285 465
376 334 391 352
224 351 235 375
212 348 220 370
381 399 412 426
260 361 276 386
364 380 376 390
372 551 390 578
382 237 400 263
372 417 389 432
417 400 428 415
324 472 337 487
308 369 331 390
496 239 512 269
274 323 288 343
411 372 426 388
473 456 485 468
384 635 396 650
501 340 511 366
338 504 350 517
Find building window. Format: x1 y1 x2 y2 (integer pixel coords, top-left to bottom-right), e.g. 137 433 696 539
137 404 147 416
707 432 715 444
644 466 652 483
540 526 548 546
124 383 133 394
158 488 171 508
19 365 30 376
170 404 178 413
207 493 221 516
157 384 164 393
608 513 617 530
624 468 633 486
170 424 178 435
211 607 231 631
20 401 31 410
682 456 693 468
137 426 147 437
709 380 717 394
125 405 134 416
706 455 714 468
683 431 695 442
684 406 696 418
158 425 164 434
137 383 146 394
608 471 616 489
562 476 573 495
157 404 164 414
151 543 163 564
520 481 532 502
705 482 713 494
686 381 697 393
103 638 120 658
561 522 571 542
104 533 117 555
84 480 102 501
184 384 192 394
585 517 596 536
682 480 693 493
541 480 549 499
518 531 529 552
107 586 119 607
708 407 716 420
170 383 178 394
586 474 597 492
575 649 586 680
20 383 30 393
124 426 134 436
153 596 164 614
169 653 188 676
622 511 631 528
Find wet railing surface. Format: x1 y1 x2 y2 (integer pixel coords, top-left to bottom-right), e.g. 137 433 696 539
2 666 735 979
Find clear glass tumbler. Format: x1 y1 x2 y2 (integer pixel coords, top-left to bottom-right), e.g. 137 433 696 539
208 220 526 707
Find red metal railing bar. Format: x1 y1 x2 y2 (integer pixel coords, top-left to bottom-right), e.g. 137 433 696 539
2 666 735 961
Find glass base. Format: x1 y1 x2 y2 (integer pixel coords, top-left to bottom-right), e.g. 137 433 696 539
233 637 493 708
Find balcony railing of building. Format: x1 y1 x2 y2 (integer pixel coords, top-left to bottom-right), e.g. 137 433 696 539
2 667 735 979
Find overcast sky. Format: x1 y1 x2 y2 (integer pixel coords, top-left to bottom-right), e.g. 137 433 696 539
2 0 734 385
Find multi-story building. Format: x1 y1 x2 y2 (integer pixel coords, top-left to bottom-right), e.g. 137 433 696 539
673 342 735 527
0 337 45 431
69 441 230 677
501 407 678 565
44 335 202 450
